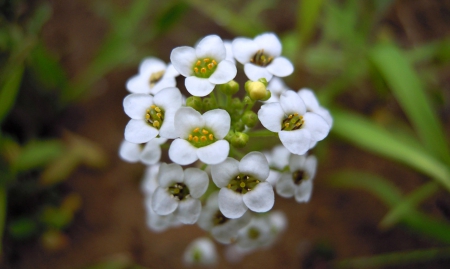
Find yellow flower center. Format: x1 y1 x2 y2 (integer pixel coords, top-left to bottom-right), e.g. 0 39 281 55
292 170 309 185
148 70 165 88
281 113 304 131
168 183 190 200
227 174 260 194
188 127 216 147
250 49 273 67
145 105 164 129
193 58 218 78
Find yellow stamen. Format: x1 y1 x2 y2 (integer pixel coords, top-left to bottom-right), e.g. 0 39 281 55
153 121 160 128
145 114 150 120
201 68 206 73
194 67 199 73
193 137 199 143
151 105 156 109
240 182 246 188
285 123 290 128
188 134 193 141
201 136 207 142
212 60 217 65
155 107 161 112
194 127 200 133
203 58 210 62
208 134 214 140
207 63 213 69
156 113 162 118
196 60 201 66
227 184 231 189
288 114 293 119
202 129 209 134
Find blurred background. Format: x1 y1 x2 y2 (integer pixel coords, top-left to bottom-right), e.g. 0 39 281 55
1 0 450 268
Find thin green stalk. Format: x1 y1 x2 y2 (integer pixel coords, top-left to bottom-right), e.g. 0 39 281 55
334 247 450 269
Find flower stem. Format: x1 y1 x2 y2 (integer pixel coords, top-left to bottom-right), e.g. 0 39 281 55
246 129 277 137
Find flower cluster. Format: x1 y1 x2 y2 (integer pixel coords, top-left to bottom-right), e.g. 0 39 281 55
119 32 331 264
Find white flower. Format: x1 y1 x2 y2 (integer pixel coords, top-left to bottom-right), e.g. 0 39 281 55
264 77 291 103
198 192 252 244
224 40 235 64
232 32 293 81
141 164 160 196
276 153 317 203
126 57 179 95
263 145 291 186
118 138 167 165
168 107 230 165
123 87 182 144
235 216 273 251
210 152 274 219
298 88 333 127
151 163 209 224
170 35 237 97
183 237 217 266
144 196 181 232
258 90 330 155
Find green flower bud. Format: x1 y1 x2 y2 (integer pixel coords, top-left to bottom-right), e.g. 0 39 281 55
242 111 258 128
218 80 239 95
203 97 217 111
231 98 244 110
231 132 249 148
258 77 268 87
233 120 245 132
246 80 268 101
186 96 203 112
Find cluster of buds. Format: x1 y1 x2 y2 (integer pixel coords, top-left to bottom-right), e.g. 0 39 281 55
119 32 332 264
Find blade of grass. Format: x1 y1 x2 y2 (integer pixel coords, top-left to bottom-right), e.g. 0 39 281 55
296 0 324 48
329 171 450 243
380 181 439 229
331 108 450 192
334 247 450 269
370 43 450 165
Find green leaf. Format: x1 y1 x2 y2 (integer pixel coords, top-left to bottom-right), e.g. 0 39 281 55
380 182 439 229
370 43 450 164
331 108 450 192
0 64 24 124
13 140 64 172
296 0 324 47
329 171 450 244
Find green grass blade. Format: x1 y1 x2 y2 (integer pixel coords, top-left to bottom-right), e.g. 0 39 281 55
331 108 450 192
296 0 324 47
0 64 24 124
380 182 439 229
370 43 450 164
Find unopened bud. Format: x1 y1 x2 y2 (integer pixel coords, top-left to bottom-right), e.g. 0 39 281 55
246 81 268 101
218 80 239 95
203 97 217 111
186 96 203 112
231 132 249 148
231 98 244 110
242 111 258 128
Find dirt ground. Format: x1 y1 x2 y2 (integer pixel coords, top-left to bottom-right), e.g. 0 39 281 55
4 0 450 268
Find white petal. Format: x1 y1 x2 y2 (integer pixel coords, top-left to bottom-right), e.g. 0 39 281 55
280 90 306 115
176 198 201 224
275 173 295 198
270 144 291 170
243 182 274 213
298 88 319 109
279 129 312 155
184 168 209 198
151 187 178 215
125 75 150 94
123 94 153 119
266 57 294 77
266 170 281 186
203 109 231 139
164 64 180 77
139 57 166 74
295 180 313 203
175 107 204 139
150 77 176 95
169 138 199 165
124 119 158 144
118 140 141 163
232 37 257 64
244 63 273 81
304 155 318 179
170 46 197 77
195 35 226 61
185 76 215 97
209 60 237 84
158 108 177 139
140 141 161 165
258 102 284 132
239 152 269 180
158 162 184 187
303 112 330 141
211 157 240 188
197 140 230 165
254 33 282 57
218 188 247 219
315 107 333 127
153 87 182 111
